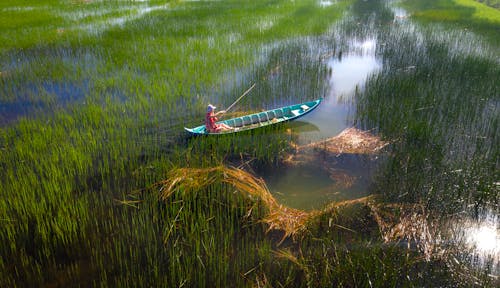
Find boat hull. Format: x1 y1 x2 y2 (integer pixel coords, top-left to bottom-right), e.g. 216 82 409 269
185 99 322 135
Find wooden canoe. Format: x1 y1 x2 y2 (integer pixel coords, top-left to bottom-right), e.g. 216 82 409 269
184 99 322 135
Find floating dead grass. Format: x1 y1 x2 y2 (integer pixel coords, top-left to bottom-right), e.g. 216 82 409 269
155 166 381 243
285 127 388 165
305 127 388 155
282 127 389 193
156 166 309 241
326 168 357 189
368 202 441 260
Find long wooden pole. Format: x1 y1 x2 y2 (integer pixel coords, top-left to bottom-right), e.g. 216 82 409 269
224 83 256 113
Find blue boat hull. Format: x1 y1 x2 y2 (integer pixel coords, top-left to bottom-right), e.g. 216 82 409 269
185 99 322 135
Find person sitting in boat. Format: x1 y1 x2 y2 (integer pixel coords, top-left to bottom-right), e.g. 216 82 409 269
205 104 233 133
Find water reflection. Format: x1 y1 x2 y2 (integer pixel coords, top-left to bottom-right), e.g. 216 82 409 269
391 7 409 23
64 3 171 34
296 37 381 143
318 0 335 8
265 34 382 210
460 211 500 274
469 223 499 253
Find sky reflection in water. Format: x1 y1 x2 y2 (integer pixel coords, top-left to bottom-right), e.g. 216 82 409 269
265 37 382 210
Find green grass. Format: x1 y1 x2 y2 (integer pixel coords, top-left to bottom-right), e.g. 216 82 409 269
401 0 500 22
357 31 499 207
0 0 356 285
1 0 499 286
458 0 500 20
354 5 498 281
400 0 500 45
475 0 500 9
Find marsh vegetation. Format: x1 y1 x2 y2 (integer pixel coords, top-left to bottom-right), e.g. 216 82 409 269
1 0 498 286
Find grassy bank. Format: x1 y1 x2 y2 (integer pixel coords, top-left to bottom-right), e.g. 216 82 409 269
400 0 500 45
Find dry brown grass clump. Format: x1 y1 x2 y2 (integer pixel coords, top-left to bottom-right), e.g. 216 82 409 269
155 165 444 255
284 127 388 166
156 166 310 241
368 202 443 260
300 127 389 155
156 166 381 243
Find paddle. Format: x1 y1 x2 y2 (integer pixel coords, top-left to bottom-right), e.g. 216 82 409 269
223 83 256 114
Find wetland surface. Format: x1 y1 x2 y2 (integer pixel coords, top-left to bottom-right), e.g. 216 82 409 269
1 0 498 286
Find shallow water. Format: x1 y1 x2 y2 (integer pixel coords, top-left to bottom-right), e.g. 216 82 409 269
264 153 382 210
264 28 382 210
300 38 381 142
461 210 500 272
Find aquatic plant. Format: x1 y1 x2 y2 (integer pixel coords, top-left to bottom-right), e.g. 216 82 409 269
355 1 499 283
154 165 470 287
1 0 356 285
400 0 500 45
1 0 498 286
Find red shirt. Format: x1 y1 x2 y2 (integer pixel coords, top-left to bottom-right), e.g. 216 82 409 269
205 112 219 132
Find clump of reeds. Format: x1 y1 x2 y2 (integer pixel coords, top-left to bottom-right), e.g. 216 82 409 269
284 127 388 165
156 166 387 244
301 127 388 154
156 166 310 241
368 202 440 260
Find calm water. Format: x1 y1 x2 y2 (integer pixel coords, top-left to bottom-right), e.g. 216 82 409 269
264 20 382 210
264 47 382 209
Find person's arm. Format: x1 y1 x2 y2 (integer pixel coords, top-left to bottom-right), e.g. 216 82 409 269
215 110 226 116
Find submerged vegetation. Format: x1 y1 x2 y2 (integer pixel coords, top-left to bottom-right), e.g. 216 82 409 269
1 0 499 286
